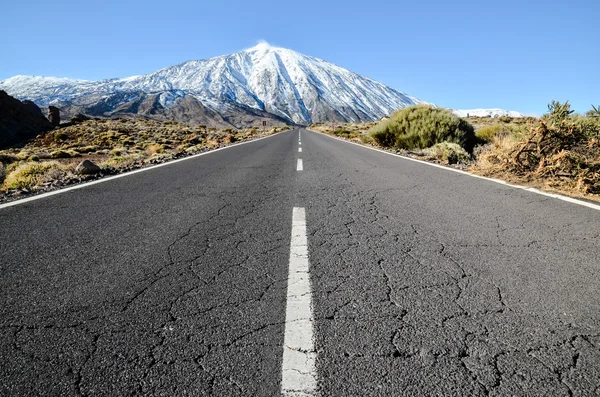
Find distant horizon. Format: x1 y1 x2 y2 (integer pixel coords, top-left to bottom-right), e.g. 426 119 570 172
1 0 597 116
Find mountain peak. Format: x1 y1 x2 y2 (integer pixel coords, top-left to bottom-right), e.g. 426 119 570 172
246 41 276 52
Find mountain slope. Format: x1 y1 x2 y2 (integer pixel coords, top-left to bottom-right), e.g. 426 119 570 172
0 43 422 126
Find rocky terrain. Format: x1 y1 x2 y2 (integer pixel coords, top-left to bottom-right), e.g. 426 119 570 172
0 90 52 149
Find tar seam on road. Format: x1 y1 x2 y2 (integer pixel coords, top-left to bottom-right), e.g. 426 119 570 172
297 159 303 171
0 131 290 210
310 130 600 212
281 207 318 396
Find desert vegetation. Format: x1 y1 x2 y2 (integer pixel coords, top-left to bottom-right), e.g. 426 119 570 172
0 118 289 198
368 105 477 152
311 102 600 200
473 101 600 195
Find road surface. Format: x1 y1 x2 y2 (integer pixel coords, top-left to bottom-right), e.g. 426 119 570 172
1 129 599 396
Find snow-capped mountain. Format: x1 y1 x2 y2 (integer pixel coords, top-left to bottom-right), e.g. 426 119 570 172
452 108 525 118
0 42 422 126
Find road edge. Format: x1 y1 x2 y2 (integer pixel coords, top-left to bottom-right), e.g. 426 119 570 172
308 129 600 212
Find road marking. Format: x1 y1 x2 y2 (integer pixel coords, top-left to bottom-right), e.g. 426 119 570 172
299 147 302 153
310 130 600 212
0 130 295 210
297 159 303 171
281 207 317 396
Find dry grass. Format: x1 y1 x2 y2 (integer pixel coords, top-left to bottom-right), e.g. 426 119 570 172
310 121 378 143
472 108 600 199
2 161 74 190
0 118 290 196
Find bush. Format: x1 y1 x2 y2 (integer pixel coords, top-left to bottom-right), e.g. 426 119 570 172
424 142 471 164
475 124 504 143
54 131 68 141
2 161 67 190
50 150 71 159
360 134 374 144
475 123 528 143
333 128 350 136
369 105 476 151
474 101 600 194
77 145 99 153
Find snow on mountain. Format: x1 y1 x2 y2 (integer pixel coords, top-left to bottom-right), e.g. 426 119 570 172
0 42 422 125
452 108 525 118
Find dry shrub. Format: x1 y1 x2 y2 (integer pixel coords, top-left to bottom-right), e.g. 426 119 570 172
473 102 600 195
145 144 163 155
2 161 72 190
205 138 220 148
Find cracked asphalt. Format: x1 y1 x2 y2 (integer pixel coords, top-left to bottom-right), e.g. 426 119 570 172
1 129 600 396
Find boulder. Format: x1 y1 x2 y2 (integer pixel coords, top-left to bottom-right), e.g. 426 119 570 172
75 160 101 175
48 106 61 126
0 90 52 149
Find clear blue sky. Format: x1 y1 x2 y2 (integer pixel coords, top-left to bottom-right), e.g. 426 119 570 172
1 0 598 115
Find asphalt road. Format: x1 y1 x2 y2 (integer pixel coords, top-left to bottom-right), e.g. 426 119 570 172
1 129 599 396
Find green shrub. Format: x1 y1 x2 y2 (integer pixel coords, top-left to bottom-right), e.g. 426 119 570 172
0 163 4 184
50 150 71 159
359 134 374 144
369 105 476 151
28 155 40 162
572 115 600 140
371 129 396 147
424 142 471 164
474 122 526 143
54 131 68 141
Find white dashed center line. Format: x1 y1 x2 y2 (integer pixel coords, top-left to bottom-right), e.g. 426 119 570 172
281 207 317 396
297 159 303 171
299 147 302 153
